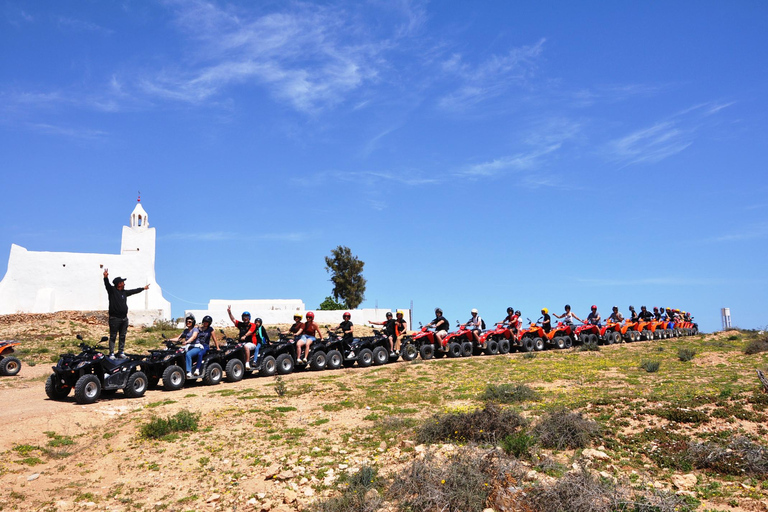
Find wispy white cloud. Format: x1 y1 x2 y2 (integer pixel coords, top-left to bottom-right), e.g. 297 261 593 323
461 144 561 177
437 38 545 111
24 122 108 140
57 16 113 35
606 121 693 166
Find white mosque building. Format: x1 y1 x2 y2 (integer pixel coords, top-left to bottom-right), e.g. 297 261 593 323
0 200 171 325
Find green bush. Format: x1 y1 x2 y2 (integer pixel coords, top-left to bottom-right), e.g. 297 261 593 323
654 407 709 424
744 338 768 355
677 348 696 362
578 341 600 352
534 407 601 450
312 465 382 512
480 383 539 404
416 403 527 445
640 359 661 373
140 410 199 439
501 431 536 459
142 318 180 333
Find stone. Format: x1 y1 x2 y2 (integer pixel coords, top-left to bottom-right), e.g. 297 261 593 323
303 488 315 497
257 493 267 499
283 490 297 504
379 441 387 451
299 477 308 485
207 493 221 503
83 503 96 508
414 444 426 453
671 473 697 490
525 470 538 481
55 502 72 511
338 464 349 470
582 449 610 461
275 470 295 480
483 508 496 512
27 473 40 481
401 440 415 449
261 499 273 511
676 490 696 497
364 488 379 501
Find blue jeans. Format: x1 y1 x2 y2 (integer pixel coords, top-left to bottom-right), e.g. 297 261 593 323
186 346 207 373
251 343 261 363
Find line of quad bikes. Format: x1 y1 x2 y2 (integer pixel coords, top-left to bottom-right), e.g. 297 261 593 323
44 315 699 405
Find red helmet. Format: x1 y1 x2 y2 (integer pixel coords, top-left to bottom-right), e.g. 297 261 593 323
306 311 314 319
343 311 351 319
591 305 597 310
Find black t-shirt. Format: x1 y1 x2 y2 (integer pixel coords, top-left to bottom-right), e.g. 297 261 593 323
639 310 653 321
654 312 661 321
383 318 396 336
542 313 551 332
103 277 144 318
339 320 353 341
432 316 448 331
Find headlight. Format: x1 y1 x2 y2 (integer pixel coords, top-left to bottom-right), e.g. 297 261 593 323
75 361 88 369
163 354 174 362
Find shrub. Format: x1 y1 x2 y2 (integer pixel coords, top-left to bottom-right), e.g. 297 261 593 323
142 318 179 333
677 348 696 362
501 431 536 459
744 338 768 355
578 341 600 352
140 410 199 439
654 407 709 424
274 375 287 397
389 447 523 512
687 437 768 476
312 465 381 512
416 403 527 445
534 407 601 450
522 469 691 512
480 383 539 404
640 360 661 373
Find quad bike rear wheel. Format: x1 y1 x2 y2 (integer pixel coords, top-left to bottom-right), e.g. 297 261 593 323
125 371 149 398
326 350 342 369
401 344 418 361
555 336 566 349
533 337 545 351
276 353 295 375
203 363 223 385
0 356 21 376
310 351 328 371
259 356 276 376
564 336 573 349
419 344 434 360
162 365 185 391
357 348 373 368
522 337 534 352
372 346 389 366
447 342 462 358
460 342 473 357
485 339 499 355
74 374 101 404
45 374 70 400
498 339 511 354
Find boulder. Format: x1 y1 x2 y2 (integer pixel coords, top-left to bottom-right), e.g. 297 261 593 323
582 449 610 461
671 473 697 490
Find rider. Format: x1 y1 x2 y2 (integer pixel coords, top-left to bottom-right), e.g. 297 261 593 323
653 307 662 321
295 311 322 364
586 305 601 327
369 312 396 355
628 305 638 322
427 308 450 348
466 309 484 344
187 315 220 377
169 314 199 379
250 317 270 365
394 310 408 355
553 304 583 328
607 306 623 323
227 306 257 370
540 308 552 333
499 307 520 334
638 305 653 322
336 312 355 359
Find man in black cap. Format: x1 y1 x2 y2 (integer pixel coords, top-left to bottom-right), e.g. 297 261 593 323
103 268 149 358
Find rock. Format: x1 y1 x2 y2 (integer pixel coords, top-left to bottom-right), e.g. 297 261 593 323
293 465 306 475
55 501 72 511
27 473 40 481
261 499 273 511
83 503 96 508
676 490 696 497
303 488 315 497
414 444 426 453
257 493 267 499
283 490 297 504
323 476 335 486
364 488 379 501
525 470 538 481
275 470 295 480
338 464 349 470
379 441 387 451
401 440 415 449
247 498 258 506
483 508 496 512
653 481 665 489
299 477 308 485
582 449 610 461
671 473 697 490
207 493 221 503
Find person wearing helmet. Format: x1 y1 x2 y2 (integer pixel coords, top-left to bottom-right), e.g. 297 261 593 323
638 306 653 322
169 315 200 378
295 311 322 364
369 312 396 355
553 304 583 327
334 312 355 359
500 307 521 334
250 317 270 366
653 307 662 321
607 306 623 323
394 310 408 354
466 309 484 344
540 308 552 333
628 306 638 322
227 305 257 370
586 305 601 327
427 308 449 347
186 315 221 377
289 314 304 336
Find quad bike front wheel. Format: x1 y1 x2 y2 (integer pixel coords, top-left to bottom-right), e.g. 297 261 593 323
45 374 71 400
419 344 434 360
372 346 389 366
485 339 499 355
533 337 545 351
276 353 295 375
0 356 21 376
401 344 418 361
358 348 374 368
447 342 462 358
310 351 328 371
460 342 473 357
74 374 101 404
259 356 276 377
498 339 511 354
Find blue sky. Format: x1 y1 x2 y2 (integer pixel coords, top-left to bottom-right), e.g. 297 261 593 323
1 1 767 333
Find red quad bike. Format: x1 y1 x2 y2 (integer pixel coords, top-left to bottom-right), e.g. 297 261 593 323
477 323 514 355
439 322 475 358
601 321 623 345
412 324 440 360
0 340 22 376
575 322 602 345
518 318 548 352
547 321 575 350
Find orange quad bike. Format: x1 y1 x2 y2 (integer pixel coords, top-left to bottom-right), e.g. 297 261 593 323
519 318 549 352
620 319 642 342
601 321 623 345
545 321 575 350
636 318 656 341
0 340 22 376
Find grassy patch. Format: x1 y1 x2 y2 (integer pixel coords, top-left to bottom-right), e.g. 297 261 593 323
480 383 539 404
534 406 601 450
416 403 527 445
140 410 200 440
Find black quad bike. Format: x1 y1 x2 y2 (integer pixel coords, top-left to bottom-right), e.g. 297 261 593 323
298 330 346 372
45 335 149 404
247 331 298 377
343 330 393 368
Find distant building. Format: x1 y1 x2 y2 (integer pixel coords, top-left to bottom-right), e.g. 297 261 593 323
0 200 171 325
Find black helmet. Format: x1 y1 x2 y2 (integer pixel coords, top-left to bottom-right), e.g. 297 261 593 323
254 317 263 323
185 314 196 326
507 307 513 313
640 305 647 310
515 310 521 316
565 304 571 310
612 306 618 311
653 307 658 312
202 315 213 324
385 312 393 318
435 308 443 315
629 305 635 311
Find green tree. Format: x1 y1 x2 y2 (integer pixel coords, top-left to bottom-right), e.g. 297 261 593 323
324 246 366 309
318 296 346 311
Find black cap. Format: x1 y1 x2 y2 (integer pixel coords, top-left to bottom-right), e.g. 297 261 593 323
112 277 126 285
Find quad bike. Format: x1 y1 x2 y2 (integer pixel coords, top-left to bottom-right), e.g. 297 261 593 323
547 321 575 349
635 318 656 341
518 318 549 352
45 335 149 404
411 324 440 360
575 322 602 345
620 320 642 342
144 334 224 390
439 322 475 358
293 329 345 372
601 321 623 344
390 331 419 362
343 330 392 368
363 328 418 364
251 331 299 377
0 340 22 376
477 323 515 355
